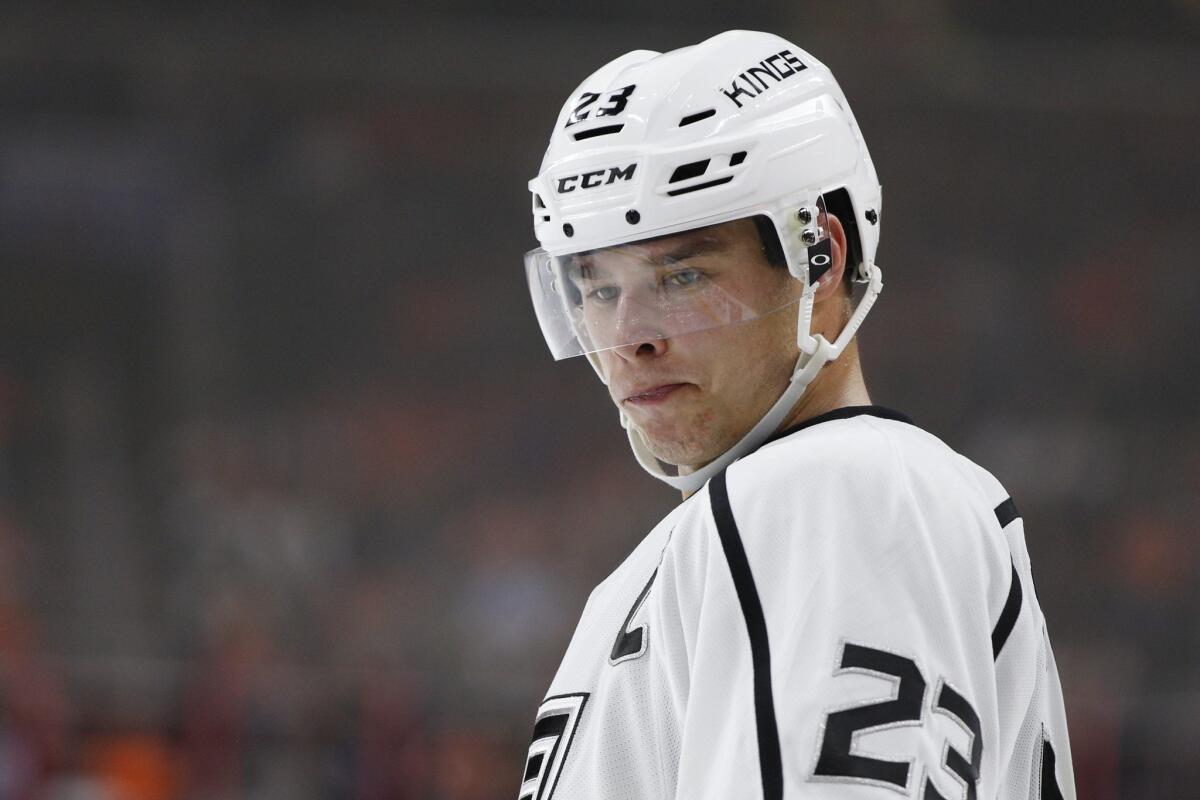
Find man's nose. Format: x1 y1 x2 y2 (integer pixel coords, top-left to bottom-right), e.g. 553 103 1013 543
610 294 669 361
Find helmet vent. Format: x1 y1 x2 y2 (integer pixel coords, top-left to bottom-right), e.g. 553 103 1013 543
666 176 734 197
678 109 716 127
666 158 735 197
572 124 624 141
532 192 550 221
669 159 711 184
729 151 747 166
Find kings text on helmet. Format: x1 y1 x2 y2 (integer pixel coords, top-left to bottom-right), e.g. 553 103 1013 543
720 50 808 109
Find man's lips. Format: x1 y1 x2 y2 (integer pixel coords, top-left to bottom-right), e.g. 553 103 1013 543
623 383 690 404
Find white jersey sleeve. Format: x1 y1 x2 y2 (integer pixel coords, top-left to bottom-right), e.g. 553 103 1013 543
518 409 1075 800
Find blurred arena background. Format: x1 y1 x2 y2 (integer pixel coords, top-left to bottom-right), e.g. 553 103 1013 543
0 1 1198 798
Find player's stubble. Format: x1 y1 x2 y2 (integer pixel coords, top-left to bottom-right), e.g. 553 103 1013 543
606 298 802 471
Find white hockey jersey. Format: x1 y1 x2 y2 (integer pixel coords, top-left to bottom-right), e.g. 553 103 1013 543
517 407 1075 800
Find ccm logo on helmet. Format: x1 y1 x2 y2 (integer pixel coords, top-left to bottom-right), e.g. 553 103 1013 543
720 49 808 109
555 163 637 194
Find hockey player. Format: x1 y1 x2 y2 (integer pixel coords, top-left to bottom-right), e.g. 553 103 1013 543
519 30 1075 800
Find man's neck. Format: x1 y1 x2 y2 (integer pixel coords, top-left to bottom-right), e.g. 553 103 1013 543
776 339 870 433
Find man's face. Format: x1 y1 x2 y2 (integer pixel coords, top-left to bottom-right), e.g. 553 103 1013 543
573 218 802 469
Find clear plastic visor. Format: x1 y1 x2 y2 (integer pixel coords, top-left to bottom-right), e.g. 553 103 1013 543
525 216 805 360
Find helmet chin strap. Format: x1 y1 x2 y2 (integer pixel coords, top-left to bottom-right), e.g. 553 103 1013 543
619 263 882 494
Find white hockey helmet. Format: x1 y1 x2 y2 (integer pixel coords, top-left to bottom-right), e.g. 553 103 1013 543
524 30 883 492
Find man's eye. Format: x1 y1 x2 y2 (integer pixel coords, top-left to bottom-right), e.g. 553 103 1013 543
665 269 702 288
589 285 620 302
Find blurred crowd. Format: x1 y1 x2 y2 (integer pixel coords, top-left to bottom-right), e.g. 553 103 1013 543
2 3 1199 798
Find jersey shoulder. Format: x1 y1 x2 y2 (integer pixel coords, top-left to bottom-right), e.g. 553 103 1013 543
721 413 1017 595
733 413 1013 526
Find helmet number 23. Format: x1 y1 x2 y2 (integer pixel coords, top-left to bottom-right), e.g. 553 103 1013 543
565 85 636 128
811 642 983 798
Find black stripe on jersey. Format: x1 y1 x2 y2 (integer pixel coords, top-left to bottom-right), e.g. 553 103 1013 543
709 470 783 800
992 561 1023 659
610 567 657 663
994 496 1020 528
991 498 1023 659
1040 733 1065 800
763 405 913 448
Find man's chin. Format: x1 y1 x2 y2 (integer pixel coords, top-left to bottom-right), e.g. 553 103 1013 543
637 430 720 472
621 403 728 469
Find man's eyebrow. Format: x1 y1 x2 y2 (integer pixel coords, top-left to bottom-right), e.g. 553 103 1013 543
567 234 726 277
566 256 595 279
649 236 726 263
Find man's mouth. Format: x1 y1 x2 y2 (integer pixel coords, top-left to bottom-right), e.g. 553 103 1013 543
624 383 689 404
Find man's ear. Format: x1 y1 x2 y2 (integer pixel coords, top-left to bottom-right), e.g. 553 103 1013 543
813 212 848 302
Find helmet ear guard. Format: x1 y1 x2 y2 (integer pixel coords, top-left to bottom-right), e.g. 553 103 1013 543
525 30 883 491
818 187 872 282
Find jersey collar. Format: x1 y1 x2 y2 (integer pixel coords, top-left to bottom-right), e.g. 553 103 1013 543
761 405 913 449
